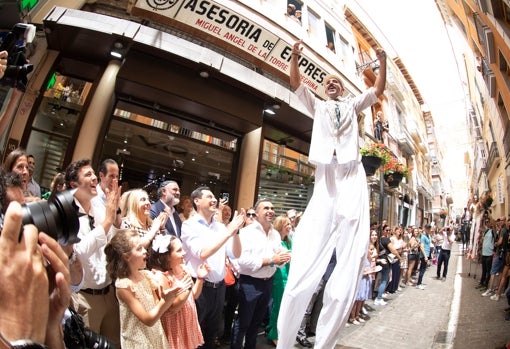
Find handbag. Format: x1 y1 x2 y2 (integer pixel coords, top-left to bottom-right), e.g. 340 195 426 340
387 253 398 264
224 257 237 286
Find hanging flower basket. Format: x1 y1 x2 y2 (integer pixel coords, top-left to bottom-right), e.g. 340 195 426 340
384 172 403 188
361 155 382 176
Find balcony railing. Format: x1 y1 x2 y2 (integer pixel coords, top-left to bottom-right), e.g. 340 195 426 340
486 141 500 169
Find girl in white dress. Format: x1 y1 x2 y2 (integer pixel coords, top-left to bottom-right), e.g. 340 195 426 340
105 229 190 349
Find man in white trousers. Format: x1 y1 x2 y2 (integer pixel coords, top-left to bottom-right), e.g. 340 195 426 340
276 41 387 349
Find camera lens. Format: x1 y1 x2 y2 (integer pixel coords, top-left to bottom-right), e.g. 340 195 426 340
21 189 80 245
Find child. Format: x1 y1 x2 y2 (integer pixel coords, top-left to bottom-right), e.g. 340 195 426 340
148 234 210 349
105 229 183 349
349 243 379 325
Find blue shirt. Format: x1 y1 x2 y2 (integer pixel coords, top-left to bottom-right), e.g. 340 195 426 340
420 233 431 258
482 229 495 256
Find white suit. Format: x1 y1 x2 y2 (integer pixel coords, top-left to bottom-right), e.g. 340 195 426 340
277 84 377 349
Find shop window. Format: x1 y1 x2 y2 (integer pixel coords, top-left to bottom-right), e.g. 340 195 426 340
25 73 91 193
102 107 236 196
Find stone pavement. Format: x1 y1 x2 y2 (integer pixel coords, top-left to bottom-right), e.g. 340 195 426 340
219 243 509 348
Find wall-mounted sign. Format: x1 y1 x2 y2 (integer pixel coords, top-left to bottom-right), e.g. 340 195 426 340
133 0 329 98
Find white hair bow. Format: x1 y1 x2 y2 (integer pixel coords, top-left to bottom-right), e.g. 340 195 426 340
152 234 171 253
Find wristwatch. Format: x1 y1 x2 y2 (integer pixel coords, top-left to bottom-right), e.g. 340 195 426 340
269 258 275 267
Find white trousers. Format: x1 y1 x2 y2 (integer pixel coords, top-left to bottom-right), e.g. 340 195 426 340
276 160 370 349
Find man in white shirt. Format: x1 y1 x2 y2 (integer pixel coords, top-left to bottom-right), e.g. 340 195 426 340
180 186 245 349
65 159 120 347
277 41 387 349
92 158 121 228
436 226 455 281
150 180 182 238
231 198 291 349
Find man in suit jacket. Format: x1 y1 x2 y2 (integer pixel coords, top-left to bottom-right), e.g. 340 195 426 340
150 180 182 238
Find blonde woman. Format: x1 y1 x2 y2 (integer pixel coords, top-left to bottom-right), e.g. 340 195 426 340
388 226 405 293
120 188 169 248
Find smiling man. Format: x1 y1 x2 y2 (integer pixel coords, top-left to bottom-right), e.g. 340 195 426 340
65 159 121 347
276 41 387 349
231 198 291 349
151 180 182 238
180 186 245 349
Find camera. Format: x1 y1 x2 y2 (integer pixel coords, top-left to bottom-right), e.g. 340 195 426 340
21 189 80 245
0 23 36 91
64 308 116 349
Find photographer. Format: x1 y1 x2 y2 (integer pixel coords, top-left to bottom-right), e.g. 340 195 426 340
0 201 70 349
0 51 6 79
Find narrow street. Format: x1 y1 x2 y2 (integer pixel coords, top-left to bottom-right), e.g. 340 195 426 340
220 243 509 348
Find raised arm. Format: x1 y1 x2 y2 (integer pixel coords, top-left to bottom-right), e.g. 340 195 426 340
290 41 303 91
373 48 387 97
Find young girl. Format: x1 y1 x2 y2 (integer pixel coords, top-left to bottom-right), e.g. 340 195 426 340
148 234 209 349
105 229 183 349
349 243 379 324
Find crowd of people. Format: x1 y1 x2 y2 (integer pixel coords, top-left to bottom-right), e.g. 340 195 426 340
0 41 509 349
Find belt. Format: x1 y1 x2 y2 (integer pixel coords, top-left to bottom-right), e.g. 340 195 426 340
81 285 110 295
239 274 273 282
202 280 225 289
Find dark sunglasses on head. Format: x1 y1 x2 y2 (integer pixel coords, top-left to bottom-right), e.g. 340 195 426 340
246 213 256 218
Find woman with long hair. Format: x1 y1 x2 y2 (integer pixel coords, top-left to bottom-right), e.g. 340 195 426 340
120 188 169 248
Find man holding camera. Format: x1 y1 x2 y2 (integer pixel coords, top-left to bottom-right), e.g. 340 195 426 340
65 159 121 348
436 226 455 281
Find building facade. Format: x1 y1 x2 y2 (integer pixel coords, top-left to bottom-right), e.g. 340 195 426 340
1 0 437 225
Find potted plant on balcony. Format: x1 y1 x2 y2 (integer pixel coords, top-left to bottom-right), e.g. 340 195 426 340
382 158 411 188
360 142 391 176
480 191 493 211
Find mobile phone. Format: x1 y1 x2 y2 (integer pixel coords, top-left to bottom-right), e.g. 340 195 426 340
221 193 229 204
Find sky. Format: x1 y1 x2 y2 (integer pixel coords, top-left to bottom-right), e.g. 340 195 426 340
357 0 470 209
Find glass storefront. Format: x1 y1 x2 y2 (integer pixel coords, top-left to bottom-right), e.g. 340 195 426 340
100 104 237 202
25 73 91 193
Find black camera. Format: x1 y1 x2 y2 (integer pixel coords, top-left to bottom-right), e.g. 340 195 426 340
0 23 36 91
64 308 116 349
21 189 80 245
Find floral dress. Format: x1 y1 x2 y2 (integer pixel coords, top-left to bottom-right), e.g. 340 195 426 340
116 270 169 349
153 269 204 349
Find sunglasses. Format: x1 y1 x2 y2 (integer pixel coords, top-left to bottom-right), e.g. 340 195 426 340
246 213 257 218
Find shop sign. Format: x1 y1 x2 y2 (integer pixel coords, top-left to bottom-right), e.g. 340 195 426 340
133 0 329 98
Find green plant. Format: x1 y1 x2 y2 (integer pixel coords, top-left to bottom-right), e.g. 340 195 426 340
360 142 391 166
480 192 493 209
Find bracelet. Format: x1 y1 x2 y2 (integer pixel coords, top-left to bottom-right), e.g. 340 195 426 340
0 332 48 349
10 340 48 349
291 53 300 56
